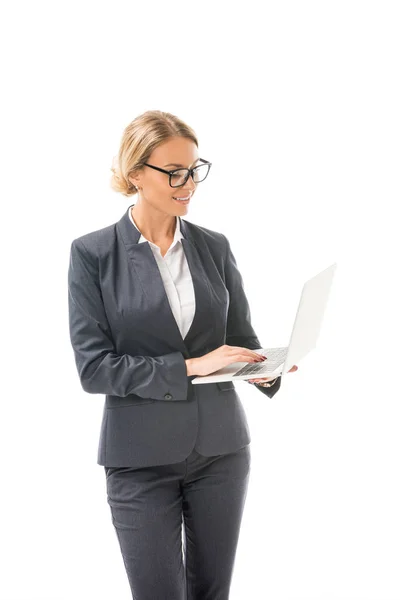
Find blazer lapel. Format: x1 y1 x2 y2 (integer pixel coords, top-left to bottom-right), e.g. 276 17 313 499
116 205 213 356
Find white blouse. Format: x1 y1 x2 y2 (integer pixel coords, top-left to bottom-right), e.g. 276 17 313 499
128 206 196 340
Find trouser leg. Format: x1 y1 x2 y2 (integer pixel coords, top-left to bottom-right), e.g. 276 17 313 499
182 445 251 600
105 463 186 600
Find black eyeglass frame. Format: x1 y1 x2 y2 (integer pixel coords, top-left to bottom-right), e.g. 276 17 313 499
141 157 212 188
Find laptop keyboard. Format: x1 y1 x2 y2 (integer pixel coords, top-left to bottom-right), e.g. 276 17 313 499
234 347 288 377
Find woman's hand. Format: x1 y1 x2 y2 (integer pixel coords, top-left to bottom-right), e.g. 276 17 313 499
248 364 298 384
187 345 267 377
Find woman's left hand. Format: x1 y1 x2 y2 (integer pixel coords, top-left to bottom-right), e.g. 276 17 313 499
248 364 298 384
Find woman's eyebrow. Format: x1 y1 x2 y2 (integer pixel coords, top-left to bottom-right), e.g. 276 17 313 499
163 159 201 168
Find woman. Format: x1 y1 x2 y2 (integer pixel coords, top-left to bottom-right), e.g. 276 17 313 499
68 110 298 599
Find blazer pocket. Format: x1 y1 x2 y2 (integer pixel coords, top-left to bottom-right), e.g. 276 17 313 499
106 395 156 408
216 381 235 392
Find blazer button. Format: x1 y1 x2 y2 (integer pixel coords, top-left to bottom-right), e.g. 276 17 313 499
164 393 173 400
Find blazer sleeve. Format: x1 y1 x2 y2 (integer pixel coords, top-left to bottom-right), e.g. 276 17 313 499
68 239 188 400
222 234 281 399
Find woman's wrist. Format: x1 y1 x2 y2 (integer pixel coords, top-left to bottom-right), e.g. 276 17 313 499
185 358 196 376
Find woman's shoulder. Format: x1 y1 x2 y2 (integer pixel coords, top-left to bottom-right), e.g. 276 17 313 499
181 217 227 249
70 223 117 261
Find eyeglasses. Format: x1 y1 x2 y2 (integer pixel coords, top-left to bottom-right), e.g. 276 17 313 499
142 158 212 188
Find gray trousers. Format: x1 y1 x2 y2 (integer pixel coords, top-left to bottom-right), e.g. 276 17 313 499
104 444 251 599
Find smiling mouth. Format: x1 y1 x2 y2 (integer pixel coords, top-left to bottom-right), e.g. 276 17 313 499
173 194 192 200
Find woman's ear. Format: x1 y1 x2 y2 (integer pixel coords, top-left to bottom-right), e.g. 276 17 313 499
128 168 143 190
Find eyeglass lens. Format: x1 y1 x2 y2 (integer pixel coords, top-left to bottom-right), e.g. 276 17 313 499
170 164 210 187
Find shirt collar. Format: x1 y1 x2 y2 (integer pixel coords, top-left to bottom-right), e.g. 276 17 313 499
127 205 184 249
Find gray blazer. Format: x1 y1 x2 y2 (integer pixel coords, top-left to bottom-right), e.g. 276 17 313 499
68 206 281 467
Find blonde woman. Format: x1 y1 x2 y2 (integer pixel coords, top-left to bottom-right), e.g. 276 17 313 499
68 110 298 599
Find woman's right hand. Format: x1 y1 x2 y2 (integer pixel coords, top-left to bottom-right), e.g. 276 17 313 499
187 345 267 377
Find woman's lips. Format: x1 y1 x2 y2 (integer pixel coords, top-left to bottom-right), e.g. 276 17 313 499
173 193 192 204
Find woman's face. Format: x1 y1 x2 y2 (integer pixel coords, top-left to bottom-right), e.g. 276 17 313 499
130 136 200 215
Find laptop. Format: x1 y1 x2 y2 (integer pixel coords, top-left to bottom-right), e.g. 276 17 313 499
191 262 337 385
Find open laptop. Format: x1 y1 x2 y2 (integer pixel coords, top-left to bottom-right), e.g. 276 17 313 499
191 262 337 385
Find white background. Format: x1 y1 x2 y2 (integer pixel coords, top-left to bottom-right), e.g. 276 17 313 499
1 1 399 598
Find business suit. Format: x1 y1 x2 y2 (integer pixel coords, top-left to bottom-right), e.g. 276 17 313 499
68 203 281 598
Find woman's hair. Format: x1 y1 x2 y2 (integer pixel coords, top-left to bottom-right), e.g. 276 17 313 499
110 110 199 197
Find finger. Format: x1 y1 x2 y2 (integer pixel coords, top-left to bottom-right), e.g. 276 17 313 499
244 348 268 361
